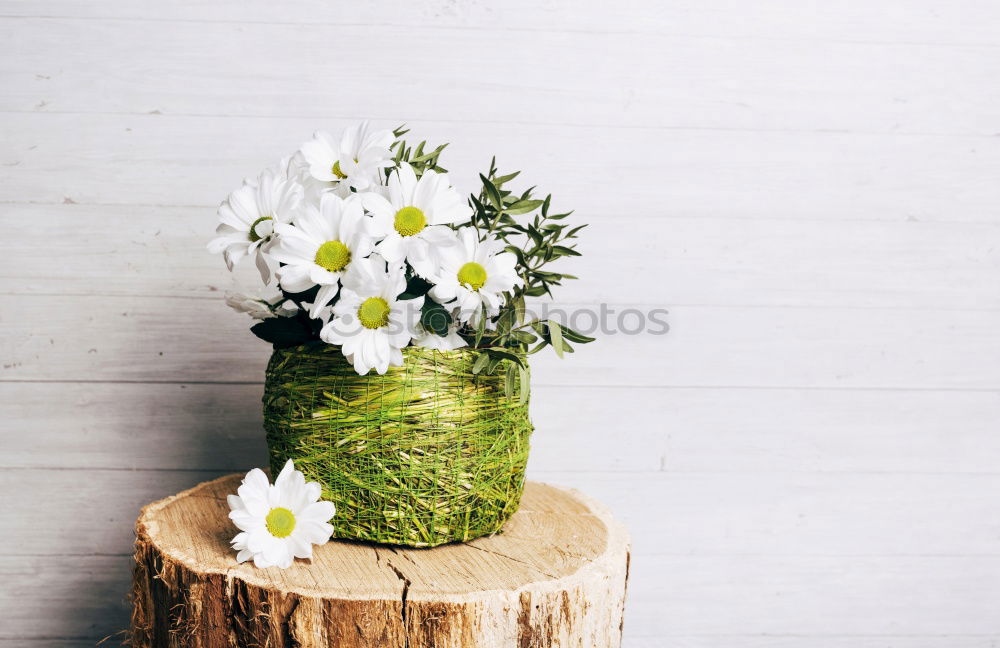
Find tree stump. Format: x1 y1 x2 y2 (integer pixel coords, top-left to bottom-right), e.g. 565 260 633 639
130 474 630 647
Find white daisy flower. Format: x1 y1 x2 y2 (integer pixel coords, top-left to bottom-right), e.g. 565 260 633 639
287 150 344 202
320 255 424 375
429 229 522 328
299 121 394 192
270 193 377 318
362 163 471 278
227 460 335 569
207 166 303 283
225 283 298 320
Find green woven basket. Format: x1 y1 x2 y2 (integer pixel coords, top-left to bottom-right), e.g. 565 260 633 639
262 343 533 547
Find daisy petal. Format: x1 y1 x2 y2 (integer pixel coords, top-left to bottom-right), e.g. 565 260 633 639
300 500 336 523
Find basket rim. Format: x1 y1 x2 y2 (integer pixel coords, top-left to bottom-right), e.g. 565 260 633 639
271 341 528 361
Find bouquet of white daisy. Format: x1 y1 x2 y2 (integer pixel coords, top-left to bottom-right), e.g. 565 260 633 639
208 121 593 377
209 122 593 547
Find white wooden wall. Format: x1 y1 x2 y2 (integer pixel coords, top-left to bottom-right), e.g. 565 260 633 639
2 1 999 645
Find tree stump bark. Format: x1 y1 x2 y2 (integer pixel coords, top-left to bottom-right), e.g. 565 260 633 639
129 474 630 647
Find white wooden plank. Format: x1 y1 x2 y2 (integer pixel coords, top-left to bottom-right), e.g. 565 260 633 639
3 294 998 388
0 470 231 558
0 554 131 643
5 382 1000 475
5 469 1000 558
648 389 1000 475
624 555 1000 638
2 113 998 224
4 203 998 310
541 471 1000 557
2 0 999 46
0 382 270 471
3 17 999 135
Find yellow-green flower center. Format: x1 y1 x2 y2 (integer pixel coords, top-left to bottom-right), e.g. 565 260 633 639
457 262 488 291
393 206 427 237
314 240 351 272
248 215 272 243
358 296 391 329
331 160 347 179
265 507 296 538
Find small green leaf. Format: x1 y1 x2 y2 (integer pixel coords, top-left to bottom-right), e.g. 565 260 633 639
496 307 517 336
411 143 448 163
505 365 516 397
486 348 525 368
506 199 546 215
548 321 565 359
493 170 521 185
518 364 530 405
527 341 548 354
524 285 548 297
560 326 596 344
250 316 315 349
510 330 537 345
398 275 432 300
420 300 452 336
504 244 527 266
281 285 320 304
472 353 490 375
474 307 488 346
514 294 526 324
480 174 503 211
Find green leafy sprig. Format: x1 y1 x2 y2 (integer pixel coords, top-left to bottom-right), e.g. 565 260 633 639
457 158 595 365
389 126 448 177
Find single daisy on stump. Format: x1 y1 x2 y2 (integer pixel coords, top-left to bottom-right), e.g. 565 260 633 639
320 255 424 375
207 166 303 282
362 163 470 278
227 460 335 569
430 229 522 328
270 193 377 318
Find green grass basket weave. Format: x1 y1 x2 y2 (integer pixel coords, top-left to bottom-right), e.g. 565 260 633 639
263 343 533 547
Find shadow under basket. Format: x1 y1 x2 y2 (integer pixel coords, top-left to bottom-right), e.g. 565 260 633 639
263 343 533 548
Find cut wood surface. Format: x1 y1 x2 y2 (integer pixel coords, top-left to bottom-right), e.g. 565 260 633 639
131 475 630 648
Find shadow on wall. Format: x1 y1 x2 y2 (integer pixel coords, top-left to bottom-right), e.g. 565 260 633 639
53 381 269 640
